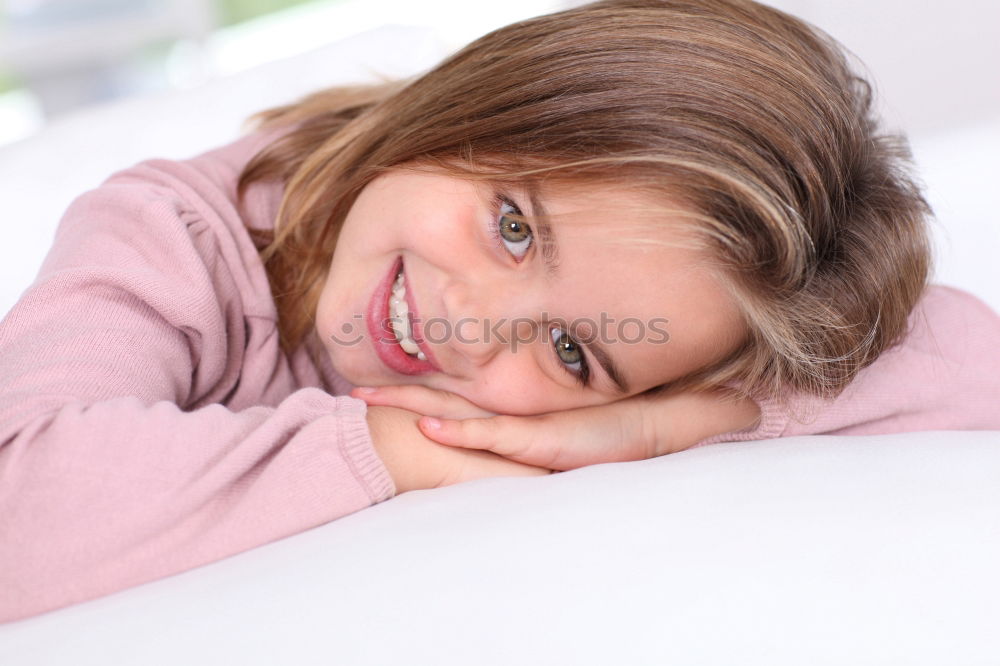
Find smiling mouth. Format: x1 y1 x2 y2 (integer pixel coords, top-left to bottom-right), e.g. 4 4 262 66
388 266 426 361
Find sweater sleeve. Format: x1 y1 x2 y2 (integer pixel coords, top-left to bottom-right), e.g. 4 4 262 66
691 284 1000 449
0 168 395 623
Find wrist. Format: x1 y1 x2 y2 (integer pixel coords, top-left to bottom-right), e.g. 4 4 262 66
648 389 762 454
365 406 421 494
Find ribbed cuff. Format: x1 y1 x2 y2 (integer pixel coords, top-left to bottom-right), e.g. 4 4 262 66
332 395 397 502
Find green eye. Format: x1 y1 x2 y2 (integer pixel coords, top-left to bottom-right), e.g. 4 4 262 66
496 199 532 258
552 330 582 365
499 214 530 243
550 328 587 388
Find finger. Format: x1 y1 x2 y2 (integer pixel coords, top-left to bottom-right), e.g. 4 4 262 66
420 403 650 471
349 385 496 420
419 414 531 456
419 414 585 470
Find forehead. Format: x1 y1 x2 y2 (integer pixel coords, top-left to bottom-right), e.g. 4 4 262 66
537 182 747 392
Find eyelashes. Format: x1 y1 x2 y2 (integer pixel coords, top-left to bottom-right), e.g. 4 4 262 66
489 194 533 261
550 326 590 387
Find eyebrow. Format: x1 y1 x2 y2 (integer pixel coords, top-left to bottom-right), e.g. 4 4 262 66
527 189 631 396
527 190 560 278
571 322 631 396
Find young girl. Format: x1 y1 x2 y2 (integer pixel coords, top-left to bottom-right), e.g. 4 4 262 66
2 0 998 622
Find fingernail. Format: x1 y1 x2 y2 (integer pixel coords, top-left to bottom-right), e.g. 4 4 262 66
421 417 442 430
355 386 378 394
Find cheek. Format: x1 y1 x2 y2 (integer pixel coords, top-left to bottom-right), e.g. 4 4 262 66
314 272 348 327
461 382 549 416
409 208 479 260
314 288 337 345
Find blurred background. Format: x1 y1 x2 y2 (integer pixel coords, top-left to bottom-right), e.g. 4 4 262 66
1 0 998 147
0 0 583 146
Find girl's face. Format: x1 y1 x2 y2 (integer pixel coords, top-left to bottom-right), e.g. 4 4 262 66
315 167 747 415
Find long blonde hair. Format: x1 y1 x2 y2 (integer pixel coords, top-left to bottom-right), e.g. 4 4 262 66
236 0 932 408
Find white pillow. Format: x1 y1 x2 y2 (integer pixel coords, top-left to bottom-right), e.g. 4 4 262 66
2 430 999 664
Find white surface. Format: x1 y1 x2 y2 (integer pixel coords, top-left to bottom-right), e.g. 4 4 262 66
2 430 999 664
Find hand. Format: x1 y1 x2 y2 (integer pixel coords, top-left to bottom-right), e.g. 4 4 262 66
353 385 762 471
362 401 551 495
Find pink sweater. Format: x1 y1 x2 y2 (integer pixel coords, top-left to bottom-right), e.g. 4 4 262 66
2 129 999 623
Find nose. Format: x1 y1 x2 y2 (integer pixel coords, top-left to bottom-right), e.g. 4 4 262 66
438 275 541 367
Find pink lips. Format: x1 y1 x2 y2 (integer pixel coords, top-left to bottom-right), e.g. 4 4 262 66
365 257 439 375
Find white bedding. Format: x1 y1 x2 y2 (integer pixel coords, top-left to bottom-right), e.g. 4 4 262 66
0 22 998 666
2 431 999 665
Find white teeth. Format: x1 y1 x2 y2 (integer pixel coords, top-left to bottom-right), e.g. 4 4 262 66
388 313 409 341
388 267 424 360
